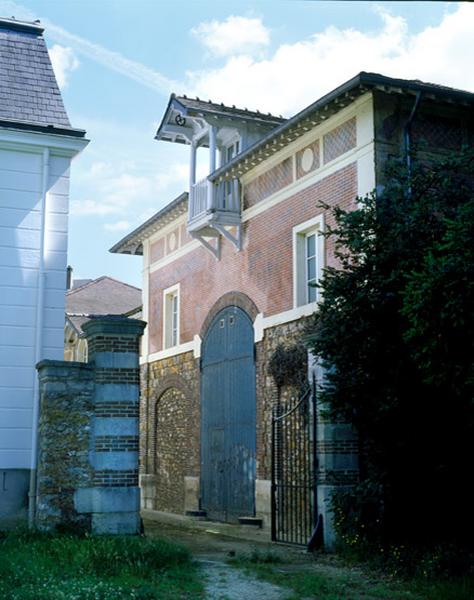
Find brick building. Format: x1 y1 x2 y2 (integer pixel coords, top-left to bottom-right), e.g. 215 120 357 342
112 73 474 548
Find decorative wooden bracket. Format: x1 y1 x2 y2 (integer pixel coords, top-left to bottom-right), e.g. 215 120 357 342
191 232 221 260
211 223 241 252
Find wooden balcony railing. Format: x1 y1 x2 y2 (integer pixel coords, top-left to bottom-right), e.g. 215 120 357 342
189 178 241 225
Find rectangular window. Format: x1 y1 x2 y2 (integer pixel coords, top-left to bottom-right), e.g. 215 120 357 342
306 233 317 303
293 215 324 308
163 284 180 349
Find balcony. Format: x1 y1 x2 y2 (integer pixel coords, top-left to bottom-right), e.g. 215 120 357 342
187 177 241 257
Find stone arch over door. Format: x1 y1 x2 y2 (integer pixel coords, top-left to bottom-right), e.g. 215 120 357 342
153 385 188 514
200 304 257 523
200 291 259 339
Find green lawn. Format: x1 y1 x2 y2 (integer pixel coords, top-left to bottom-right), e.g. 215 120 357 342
0 530 204 600
229 549 474 600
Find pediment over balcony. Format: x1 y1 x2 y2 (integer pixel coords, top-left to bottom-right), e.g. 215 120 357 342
155 94 285 147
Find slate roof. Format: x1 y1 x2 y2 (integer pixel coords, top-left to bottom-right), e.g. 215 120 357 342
174 95 285 124
0 17 85 137
66 276 142 334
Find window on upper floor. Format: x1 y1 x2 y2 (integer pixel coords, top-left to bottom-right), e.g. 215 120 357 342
163 284 180 349
293 215 324 307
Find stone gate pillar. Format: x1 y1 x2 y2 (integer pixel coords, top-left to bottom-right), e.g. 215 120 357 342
77 316 146 534
309 354 359 550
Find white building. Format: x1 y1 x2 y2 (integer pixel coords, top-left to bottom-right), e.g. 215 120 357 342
0 17 88 526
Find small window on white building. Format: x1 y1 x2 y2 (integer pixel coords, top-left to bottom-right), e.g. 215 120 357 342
293 215 324 307
163 284 180 348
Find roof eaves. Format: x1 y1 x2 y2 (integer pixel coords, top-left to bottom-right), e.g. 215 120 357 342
109 191 188 255
0 17 44 34
209 72 365 182
209 72 474 182
0 119 87 138
154 93 176 141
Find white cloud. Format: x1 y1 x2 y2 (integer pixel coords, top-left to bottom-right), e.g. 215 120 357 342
192 15 270 57
104 220 131 232
185 4 474 116
49 44 79 88
70 161 190 218
0 0 176 95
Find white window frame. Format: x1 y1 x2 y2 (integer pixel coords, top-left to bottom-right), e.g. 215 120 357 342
162 283 180 349
292 214 325 308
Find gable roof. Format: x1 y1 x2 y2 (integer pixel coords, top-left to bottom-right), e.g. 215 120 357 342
66 276 142 334
0 17 85 137
155 94 285 145
209 71 474 182
109 192 188 255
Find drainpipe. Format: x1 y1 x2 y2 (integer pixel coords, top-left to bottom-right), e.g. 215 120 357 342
28 147 50 527
403 91 422 197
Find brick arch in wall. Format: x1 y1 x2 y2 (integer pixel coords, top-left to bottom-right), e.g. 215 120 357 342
151 376 192 514
200 291 260 339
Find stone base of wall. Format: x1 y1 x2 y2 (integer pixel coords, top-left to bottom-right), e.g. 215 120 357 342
0 468 29 528
255 479 271 528
184 476 200 513
140 474 157 510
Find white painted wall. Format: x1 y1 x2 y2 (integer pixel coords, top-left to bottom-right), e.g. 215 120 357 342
0 130 87 472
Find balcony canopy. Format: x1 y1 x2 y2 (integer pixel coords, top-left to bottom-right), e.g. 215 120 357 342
155 94 285 147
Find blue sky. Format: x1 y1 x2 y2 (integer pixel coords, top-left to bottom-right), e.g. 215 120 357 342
1 1 473 288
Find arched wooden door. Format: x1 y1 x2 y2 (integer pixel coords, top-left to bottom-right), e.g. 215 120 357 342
200 306 256 522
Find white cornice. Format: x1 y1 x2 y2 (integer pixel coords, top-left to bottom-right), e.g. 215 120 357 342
0 127 89 156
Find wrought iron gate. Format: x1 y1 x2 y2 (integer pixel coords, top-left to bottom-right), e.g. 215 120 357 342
271 380 317 546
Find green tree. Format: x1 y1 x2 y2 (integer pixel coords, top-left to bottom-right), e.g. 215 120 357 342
306 149 474 551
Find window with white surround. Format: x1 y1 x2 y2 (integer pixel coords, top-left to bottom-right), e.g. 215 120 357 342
163 284 180 349
293 214 324 307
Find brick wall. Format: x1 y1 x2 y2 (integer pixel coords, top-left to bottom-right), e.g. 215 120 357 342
323 117 356 164
148 162 357 354
243 157 293 209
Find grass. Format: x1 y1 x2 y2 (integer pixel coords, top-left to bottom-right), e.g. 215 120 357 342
0 529 204 599
229 548 474 600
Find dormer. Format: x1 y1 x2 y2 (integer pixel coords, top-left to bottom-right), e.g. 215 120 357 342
155 95 285 258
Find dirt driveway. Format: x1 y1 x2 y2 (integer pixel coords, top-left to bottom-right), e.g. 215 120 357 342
143 510 313 599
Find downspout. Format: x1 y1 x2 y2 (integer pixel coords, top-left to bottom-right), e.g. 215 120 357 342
28 147 50 527
403 91 422 197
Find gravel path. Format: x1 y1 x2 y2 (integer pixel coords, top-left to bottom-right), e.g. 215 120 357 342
200 559 291 600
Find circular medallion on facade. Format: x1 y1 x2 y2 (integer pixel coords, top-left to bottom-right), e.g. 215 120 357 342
301 147 314 173
168 232 177 251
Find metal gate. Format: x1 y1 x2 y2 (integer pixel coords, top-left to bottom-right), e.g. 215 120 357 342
271 380 317 545
201 306 256 522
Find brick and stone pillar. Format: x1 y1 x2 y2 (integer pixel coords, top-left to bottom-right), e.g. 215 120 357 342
309 355 359 550
78 316 146 534
35 316 146 534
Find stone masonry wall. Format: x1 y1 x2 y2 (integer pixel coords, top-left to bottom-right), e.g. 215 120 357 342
255 318 310 481
36 361 94 532
140 316 310 521
36 316 145 534
140 351 200 513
